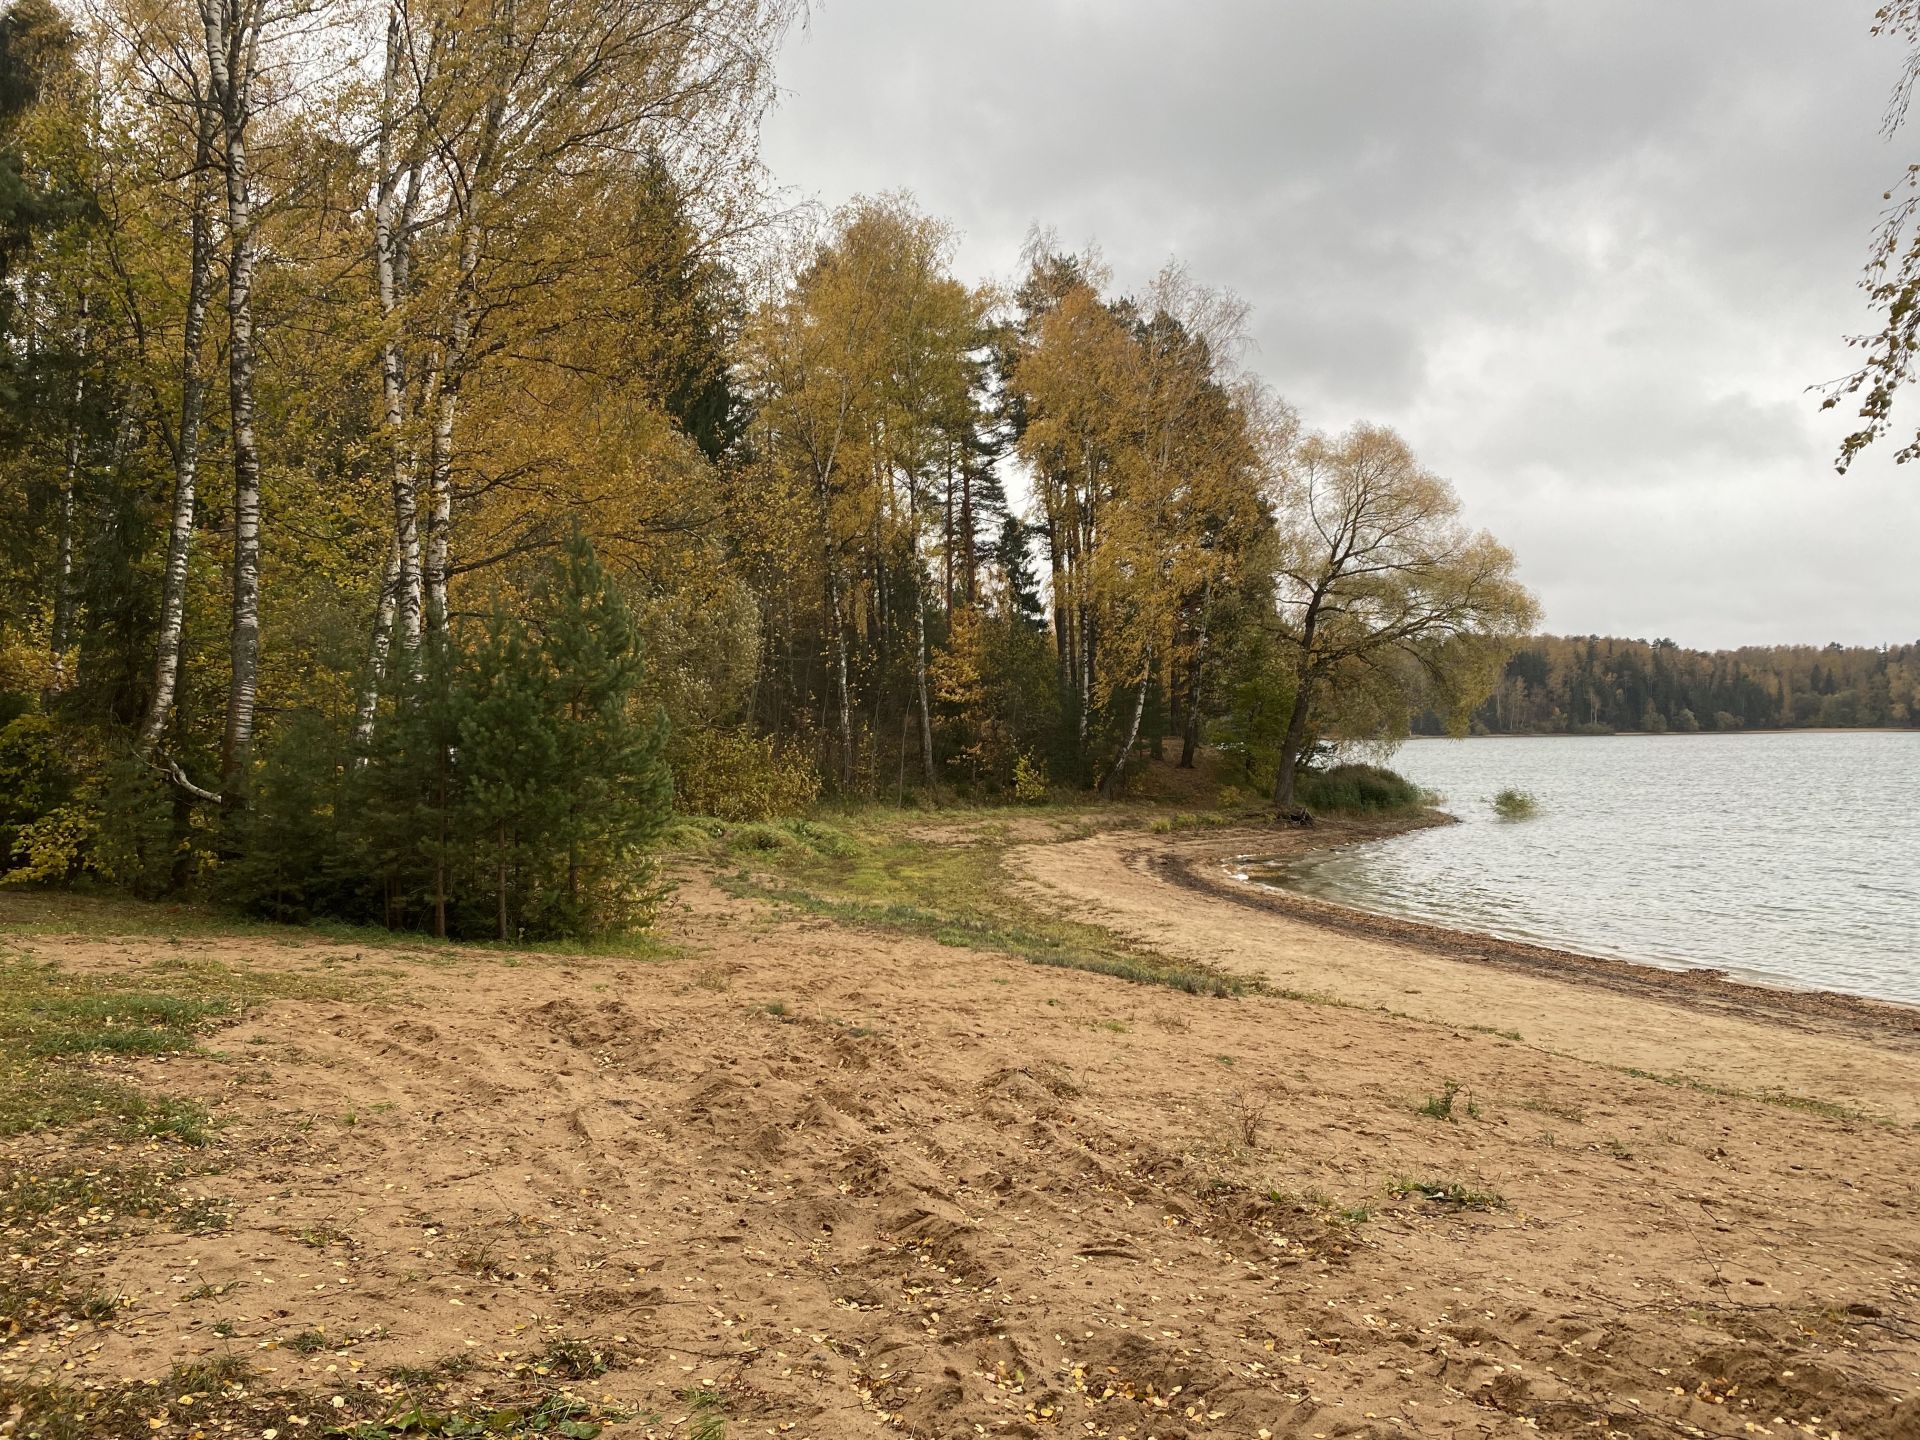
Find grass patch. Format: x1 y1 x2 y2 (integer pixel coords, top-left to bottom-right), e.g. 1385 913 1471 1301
1147 811 1242 834
700 805 1260 995
533 1336 625 1380
1295 764 1424 815
0 885 672 963
1517 1096 1585 1123
1466 1022 1523 1042
1388 1176 1507 1211
1619 1066 1873 1124
0 1371 626 1440
724 871 1253 998
0 943 403 1143
1492 787 1540 820
1416 1082 1459 1120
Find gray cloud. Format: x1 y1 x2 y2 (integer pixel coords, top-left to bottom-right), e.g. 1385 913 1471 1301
761 0 1920 647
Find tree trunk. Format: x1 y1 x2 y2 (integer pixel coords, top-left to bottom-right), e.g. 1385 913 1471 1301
48 390 81 687
375 9 423 654
914 582 935 789
424 186 486 633
434 743 448 940
497 824 510 942
203 0 264 803
353 534 404 748
1180 582 1214 769
140 109 216 754
1273 674 1316 810
960 457 976 606
1099 655 1151 800
1179 642 1204 768
828 562 854 790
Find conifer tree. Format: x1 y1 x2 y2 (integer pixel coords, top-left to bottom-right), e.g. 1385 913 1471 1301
459 603 562 942
357 635 467 936
528 529 672 936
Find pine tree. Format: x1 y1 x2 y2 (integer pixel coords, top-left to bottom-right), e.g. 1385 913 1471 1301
357 634 467 936
459 603 562 942
221 711 351 922
527 529 672 936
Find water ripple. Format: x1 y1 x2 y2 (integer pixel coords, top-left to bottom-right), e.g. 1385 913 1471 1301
1246 732 1920 1005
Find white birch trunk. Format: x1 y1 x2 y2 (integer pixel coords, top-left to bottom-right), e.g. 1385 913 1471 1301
139 107 217 754
1099 651 1152 799
201 0 264 800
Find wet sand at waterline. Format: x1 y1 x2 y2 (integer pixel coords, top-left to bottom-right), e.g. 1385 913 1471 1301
5 818 1919 1437
1014 816 1920 1124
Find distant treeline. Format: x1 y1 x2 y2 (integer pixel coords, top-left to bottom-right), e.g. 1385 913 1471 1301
1413 635 1920 736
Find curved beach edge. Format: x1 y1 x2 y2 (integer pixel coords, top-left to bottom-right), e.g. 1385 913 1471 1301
1140 811 1920 1046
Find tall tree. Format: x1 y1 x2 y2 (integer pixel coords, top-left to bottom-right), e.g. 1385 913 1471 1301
1266 424 1538 809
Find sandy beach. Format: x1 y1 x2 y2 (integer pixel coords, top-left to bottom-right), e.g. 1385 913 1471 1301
4 815 1918 1438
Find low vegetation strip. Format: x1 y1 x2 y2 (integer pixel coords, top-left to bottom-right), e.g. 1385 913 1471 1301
719 873 1254 997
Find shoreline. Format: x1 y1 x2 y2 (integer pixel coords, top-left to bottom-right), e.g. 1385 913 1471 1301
1011 810 1920 1125
1403 726 1920 739
1151 811 1920 1046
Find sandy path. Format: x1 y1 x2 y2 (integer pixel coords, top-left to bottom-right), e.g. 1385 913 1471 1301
1013 826 1920 1126
5 860 1919 1439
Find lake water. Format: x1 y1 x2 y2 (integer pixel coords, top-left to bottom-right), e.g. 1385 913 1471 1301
1242 732 1920 1006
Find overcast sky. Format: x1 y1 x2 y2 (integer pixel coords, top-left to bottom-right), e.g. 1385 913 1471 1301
760 1 1920 650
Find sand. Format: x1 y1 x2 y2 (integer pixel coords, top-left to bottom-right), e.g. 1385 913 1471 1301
4 823 1919 1438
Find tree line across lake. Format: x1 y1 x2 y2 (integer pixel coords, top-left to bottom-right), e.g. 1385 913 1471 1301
0 0 1539 937
1418 635 1920 737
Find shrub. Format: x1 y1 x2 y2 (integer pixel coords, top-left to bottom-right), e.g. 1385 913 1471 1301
675 727 820 822
1010 752 1049 805
1492 788 1539 820
1294 763 1423 814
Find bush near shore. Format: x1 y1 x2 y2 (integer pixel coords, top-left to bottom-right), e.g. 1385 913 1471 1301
1294 763 1426 815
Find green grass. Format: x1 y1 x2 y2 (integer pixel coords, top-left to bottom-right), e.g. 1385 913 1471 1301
1295 764 1425 815
724 872 1253 997
681 1386 727 1440
0 1371 626 1440
1492 787 1540 820
0 948 377 1142
696 807 1267 997
1147 811 1245 834
1466 1022 1523 1041
1417 1081 1464 1120
0 884 673 963
1618 1066 1873 1124
0 1160 227 1335
1388 1176 1507 1211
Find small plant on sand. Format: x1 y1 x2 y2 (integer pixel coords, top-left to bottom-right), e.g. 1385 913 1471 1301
681 1386 727 1440
1388 1176 1507 1211
1467 1023 1523 1042
1224 1088 1267 1149
538 1336 624 1379
1492 787 1539 820
1417 1081 1462 1120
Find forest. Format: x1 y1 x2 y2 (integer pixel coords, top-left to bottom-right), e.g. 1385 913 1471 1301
1430 635 1920 736
0 0 1535 937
